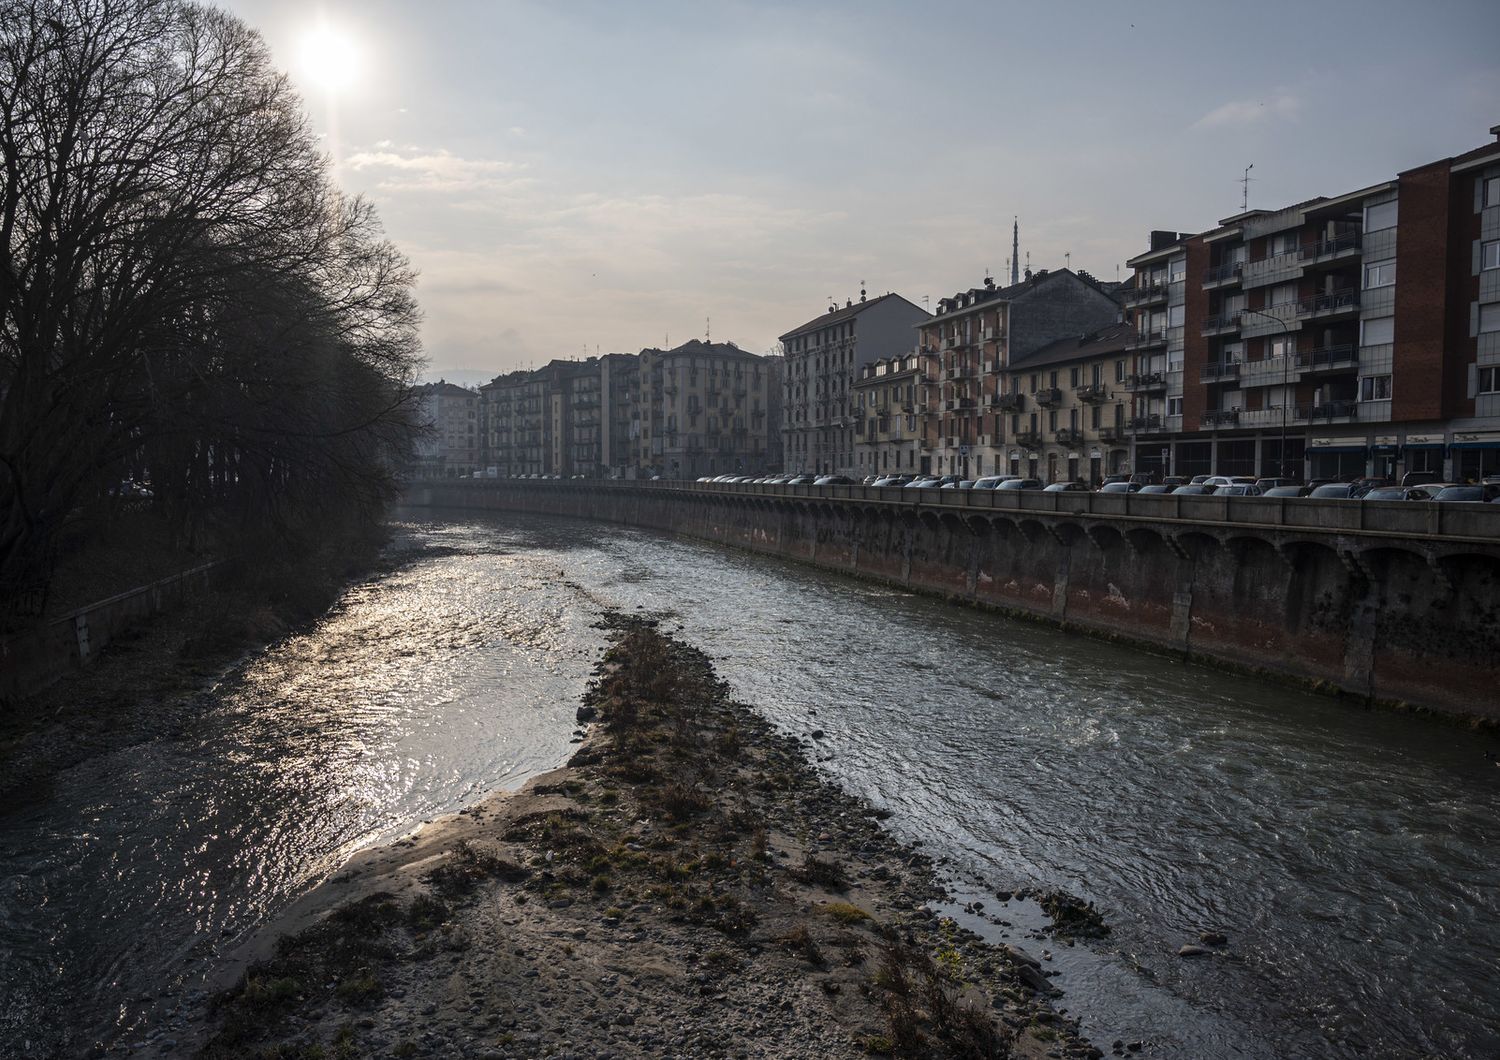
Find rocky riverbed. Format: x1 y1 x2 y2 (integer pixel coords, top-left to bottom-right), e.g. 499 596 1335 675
193 616 1100 1059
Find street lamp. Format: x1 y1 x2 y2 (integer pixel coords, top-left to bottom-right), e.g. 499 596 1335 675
1239 306 1296 480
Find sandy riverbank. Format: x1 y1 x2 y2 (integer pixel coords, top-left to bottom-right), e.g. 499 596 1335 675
193 616 1102 1060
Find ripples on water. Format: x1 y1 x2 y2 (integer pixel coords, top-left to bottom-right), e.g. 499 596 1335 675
1 512 1496 1058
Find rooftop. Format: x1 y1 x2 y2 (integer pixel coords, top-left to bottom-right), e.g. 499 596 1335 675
779 292 924 341
1008 321 1135 371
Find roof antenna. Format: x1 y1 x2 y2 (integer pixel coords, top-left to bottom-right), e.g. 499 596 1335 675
705 316 711 343
1011 217 1020 285
1065 251 1071 270
1242 163 1254 211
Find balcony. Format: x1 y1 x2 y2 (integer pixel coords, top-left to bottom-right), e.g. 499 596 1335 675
1202 409 1240 428
1126 328 1168 349
1296 344 1359 373
1034 387 1063 407
1201 361 1241 382
1300 400 1358 422
1299 232 1362 263
944 362 974 380
1202 312 1241 335
1299 288 1360 319
992 392 1026 412
1055 428 1084 447
1126 282 1169 305
1126 371 1167 391
1076 383 1109 403
1127 414 1164 432
1099 425 1123 443
1203 261 1243 286
1016 430 1044 450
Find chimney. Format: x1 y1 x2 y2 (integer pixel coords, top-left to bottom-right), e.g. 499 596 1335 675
1024 267 1033 281
1491 123 1500 142
1149 229 1179 252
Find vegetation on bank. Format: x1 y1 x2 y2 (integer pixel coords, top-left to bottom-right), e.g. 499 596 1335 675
200 619 1095 1059
0 0 423 631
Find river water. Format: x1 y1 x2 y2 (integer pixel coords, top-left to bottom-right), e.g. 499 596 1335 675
0 510 1496 1058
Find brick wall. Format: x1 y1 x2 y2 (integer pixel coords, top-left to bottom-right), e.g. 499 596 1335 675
1392 161 1451 421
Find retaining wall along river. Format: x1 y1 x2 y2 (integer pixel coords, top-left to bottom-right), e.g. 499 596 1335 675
405 480 1500 721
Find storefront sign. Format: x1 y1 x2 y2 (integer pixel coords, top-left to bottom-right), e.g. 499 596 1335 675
1404 433 1444 447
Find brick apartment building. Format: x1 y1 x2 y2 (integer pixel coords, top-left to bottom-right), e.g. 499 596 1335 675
1124 124 1500 483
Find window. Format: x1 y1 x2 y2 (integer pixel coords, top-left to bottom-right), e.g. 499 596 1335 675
1169 258 1186 283
1481 303 1500 334
1049 370 1059 388
1273 232 1300 256
1168 304 1185 327
1362 316 1395 346
1481 366 1500 394
1269 282 1298 307
1048 410 1058 431
1115 359 1126 383
1167 396 1183 416
1359 375 1393 401
1486 176 1500 207
1365 259 1396 289
1070 367 1080 387
1483 240 1500 271
1091 405 1101 428
1364 200 1398 232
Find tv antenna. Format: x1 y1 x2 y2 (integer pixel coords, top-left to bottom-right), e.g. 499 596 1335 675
1242 163 1255 211
705 316 711 343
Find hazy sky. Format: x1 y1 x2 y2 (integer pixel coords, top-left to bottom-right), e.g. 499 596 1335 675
221 0 1500 381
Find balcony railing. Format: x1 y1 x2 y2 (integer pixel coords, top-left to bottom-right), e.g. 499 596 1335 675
1204 261 1243 285
1127 328 1168 348
1126 371 1166 390
1296 344 1359 372
1016 430 1044 450
1055 428 1084 446
1299 232 1362 261
992 392 1026 412
1299 289 1361 317
1300 400 1358 421
1127 414 1164 432
1126 282 1169 304
1202 361 1241 382
1202 312 1242 334
1034 387 1063 407
1076 383 1109 403
1099 426 1123 443
1202 409 1240 428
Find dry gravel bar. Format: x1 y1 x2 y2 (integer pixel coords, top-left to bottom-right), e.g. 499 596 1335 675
193 615 1098 1060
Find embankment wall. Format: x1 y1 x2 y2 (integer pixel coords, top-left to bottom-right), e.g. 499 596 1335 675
405 482 1500 723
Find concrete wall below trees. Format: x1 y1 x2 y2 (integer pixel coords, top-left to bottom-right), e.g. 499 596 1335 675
404 481 1500 724
0 561 225 706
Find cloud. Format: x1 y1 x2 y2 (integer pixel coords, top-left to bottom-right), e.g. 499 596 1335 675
1192 91 1301 130
345 146 529 192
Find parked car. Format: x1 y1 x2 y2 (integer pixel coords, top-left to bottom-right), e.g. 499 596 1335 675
973 475 1019 489
1401 470 1444 488
904 476 942 488
1043 481 1090 492
1363 486 1436 501
1138 484 1175 494
871 475 909 487
1433 484 1500 503
1100 474 1132 486
1214 484 1263 496
1161 476 1189 488
1204 475 1258 489
1308 482 1363 499
1262 485 1311 497
786 474 818 485
1099 481 1141 493
940 479 976 489
1171 484 1214 495
1255 477 1301 490
813 475 855 485
996 478 1042 490
1190 474 1212 485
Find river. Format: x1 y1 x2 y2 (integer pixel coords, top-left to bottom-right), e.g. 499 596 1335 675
1 510 1496 1058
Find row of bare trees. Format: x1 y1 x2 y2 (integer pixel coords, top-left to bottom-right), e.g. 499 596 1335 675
0 0 424 618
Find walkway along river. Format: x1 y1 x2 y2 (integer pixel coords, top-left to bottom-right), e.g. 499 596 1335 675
0 510 1496 1057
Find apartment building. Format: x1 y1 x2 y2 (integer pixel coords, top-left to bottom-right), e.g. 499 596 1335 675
638 340 778 478
918 269 1122 478
780 291 929 476
851 350 933 476
1125 125 1500 482
999 322 1134 483
599 353 641 476
478 370 546 477
411 381 480 477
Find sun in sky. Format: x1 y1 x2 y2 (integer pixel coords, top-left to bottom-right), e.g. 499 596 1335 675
298 21 360 93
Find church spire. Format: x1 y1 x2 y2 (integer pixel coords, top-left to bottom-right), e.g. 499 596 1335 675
1010 217 1020 286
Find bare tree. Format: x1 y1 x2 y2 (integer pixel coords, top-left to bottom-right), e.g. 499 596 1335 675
0 0 423 615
